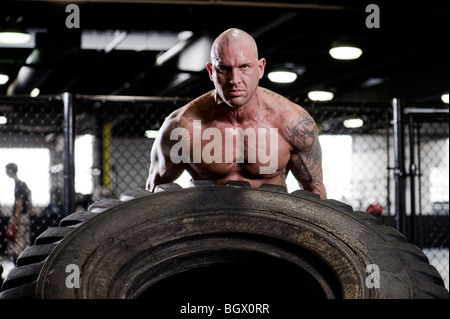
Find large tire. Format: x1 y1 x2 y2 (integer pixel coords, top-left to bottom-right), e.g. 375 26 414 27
1 182 448 305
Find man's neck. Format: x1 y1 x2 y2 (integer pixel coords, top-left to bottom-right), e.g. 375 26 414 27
214 89 261 125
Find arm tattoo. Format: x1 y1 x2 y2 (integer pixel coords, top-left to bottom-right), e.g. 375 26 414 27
285 116 316 151
285 114 325 194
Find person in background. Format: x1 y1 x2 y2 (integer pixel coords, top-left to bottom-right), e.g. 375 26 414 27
0 264 4 288
5 163 31 265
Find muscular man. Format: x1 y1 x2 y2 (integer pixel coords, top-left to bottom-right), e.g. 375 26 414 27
146 28 327 199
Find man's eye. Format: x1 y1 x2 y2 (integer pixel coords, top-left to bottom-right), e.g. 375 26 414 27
217 66 231 74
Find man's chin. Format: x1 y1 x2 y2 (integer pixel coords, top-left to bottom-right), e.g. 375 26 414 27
225 96 247 108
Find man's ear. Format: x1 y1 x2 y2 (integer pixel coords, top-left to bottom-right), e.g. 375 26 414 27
258 58 266 79
206 62 214 81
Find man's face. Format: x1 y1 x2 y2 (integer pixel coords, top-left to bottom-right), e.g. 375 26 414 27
207 42 265 108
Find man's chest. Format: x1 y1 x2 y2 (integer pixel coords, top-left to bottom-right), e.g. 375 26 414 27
170 120 291 175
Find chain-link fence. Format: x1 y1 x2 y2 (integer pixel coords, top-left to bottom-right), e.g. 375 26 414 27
1 95 448 291
405 110 449 290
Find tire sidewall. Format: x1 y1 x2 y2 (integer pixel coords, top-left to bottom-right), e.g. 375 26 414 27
36 186 416 299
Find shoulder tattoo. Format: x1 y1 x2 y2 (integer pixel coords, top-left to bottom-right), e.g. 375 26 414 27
285 114 316 151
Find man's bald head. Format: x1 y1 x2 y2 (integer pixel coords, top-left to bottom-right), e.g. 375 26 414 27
210 28 259 62
206 28 266 108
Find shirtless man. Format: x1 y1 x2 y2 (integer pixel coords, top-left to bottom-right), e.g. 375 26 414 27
146 28 327 199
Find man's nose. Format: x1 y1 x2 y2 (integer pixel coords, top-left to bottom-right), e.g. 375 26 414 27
229 68 242 85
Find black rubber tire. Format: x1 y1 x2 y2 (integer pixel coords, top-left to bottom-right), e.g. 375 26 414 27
0 182 448 304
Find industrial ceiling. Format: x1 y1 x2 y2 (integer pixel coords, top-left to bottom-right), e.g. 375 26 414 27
0 0 448 106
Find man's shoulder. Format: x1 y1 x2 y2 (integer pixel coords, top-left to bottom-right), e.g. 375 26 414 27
16 181 30 194
259 87 287 101
258 87 309 119
17 180 28 188
173 91 215 126
160 91 214 136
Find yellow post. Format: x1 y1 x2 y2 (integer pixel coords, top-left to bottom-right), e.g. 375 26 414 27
102 122 113 190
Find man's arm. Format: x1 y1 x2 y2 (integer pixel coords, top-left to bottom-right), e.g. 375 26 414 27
285 111 327 199
14 198 23 218
146 114 186 192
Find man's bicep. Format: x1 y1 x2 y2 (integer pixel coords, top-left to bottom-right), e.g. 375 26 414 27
146 143 186 191
288 141 326 199
285 112 327 199
284 112 316 151
146 118 186 192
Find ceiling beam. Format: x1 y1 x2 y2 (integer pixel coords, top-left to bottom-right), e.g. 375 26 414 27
16 0 355 11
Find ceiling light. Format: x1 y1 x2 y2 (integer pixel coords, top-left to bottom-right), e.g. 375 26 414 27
441 93 449 104
361 77 385 88
343 118 364 128
178 30 193 41
308 90 334 101
145 130 159 139
329 43 362 60
0 116 7 125
268 71 297 83
156 40 188 66
0 74 9 85
0 31 31 44
30 88 40 97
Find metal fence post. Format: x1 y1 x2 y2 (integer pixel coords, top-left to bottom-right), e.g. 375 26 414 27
63 92 75 217
407 113 417 245
392 98 407 235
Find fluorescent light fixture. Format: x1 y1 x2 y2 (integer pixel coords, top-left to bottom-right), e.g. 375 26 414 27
441 93 449 104
268 71 297 83
178 30 193 41
329 46 362 60
145 130 159 139
343 118 364 128
104 30 128 53
155 31 194 67
361 77 385 88
30 88 40 97
0 31 31 44
0 116 7 125
308 90 334 101
81 30 179 51
0 74 9 85
156 40 188 66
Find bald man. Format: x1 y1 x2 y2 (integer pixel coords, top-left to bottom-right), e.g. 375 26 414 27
146 28 327 199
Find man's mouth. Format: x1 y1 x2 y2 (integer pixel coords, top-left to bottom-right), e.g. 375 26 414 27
227 89 245 97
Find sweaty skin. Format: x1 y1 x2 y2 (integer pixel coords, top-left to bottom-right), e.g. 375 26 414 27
146 28 327 199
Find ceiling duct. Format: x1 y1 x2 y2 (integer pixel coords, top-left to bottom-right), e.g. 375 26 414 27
154 35 212 95
7 29 80 96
